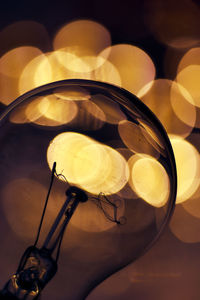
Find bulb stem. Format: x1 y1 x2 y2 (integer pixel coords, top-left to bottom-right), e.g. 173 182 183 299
42 186 88 253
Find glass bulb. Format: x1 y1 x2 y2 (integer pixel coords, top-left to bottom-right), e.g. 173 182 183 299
0 79 176 300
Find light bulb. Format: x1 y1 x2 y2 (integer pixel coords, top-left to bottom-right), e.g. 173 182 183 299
0 79 176 300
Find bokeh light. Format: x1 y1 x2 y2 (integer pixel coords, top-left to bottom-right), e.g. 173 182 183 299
99 44 155 95
118 120 161 158
170 136 200 204
0 46 42 78
54 19 111 55
169 204 200 243
141 79 196 138
176 65 200 108
128 154 169 207
47 132 129 195
177 47 200 73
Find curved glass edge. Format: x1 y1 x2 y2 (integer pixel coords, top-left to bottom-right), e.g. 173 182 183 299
0 79 177 281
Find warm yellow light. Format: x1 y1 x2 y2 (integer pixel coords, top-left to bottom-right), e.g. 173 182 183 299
93 58 121 87
0 47 43 105
10 95 78 126
53 50 93 74
19 53 52 95
176 65 200 108
99 44 155 95
91 94 126 124
177 47 200 73
53 20 111 57
170 82 196 128
128 154 169 207
141 79 195 138
53 86 90 101
0 46 42 78
170 136 200 203
47 132 129 195
118 120 160 158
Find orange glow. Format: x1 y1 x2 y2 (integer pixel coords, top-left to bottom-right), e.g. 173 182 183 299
176 65 200 108
52 50 93 75
53 86 90 101
27 95 78 126
93 58 121 86
170 81 196 128
170 136 200 203
68 100 106 131
70 195 125 232
0 46 42 78
0 75 20 105
118 120 160 158
47 132 129 195
169 204 200 243
19 53 52 95
177 47 200 73
139 120 165 152
55 52 108 73
53 20 111 57
128 154 169 207
141 79 195 138
10 95 78 126
183 196 200 219
91 94 126 124
145 0 200 49
48 50 94 81
99 44 155 95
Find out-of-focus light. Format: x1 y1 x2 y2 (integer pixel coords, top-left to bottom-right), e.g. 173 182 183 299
177 47 200 73
53 86 90 101
53 50 93 74
93 58 121 86
170 81 196 128
170 136 200 203
0 21 50 56
144 0 200 49
91 94 126 124
53 20 111 58
118 120 160 158
169 204 200 243
128 154 169 207
176 65 200 108
99 44 155 95
47 132 129 195
0 75 20 106
27 95 78 126
141 79 195 138
182 196 200 219
10 95 78 126
19 53 52 95
0 46 42 78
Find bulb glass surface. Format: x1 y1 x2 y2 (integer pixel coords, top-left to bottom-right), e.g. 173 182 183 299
0 79 176 300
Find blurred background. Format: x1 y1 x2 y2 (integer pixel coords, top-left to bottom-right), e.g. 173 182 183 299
0 0 200 299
